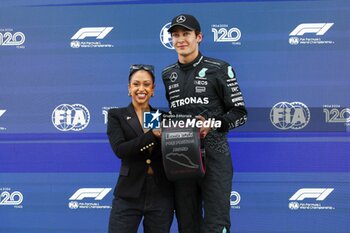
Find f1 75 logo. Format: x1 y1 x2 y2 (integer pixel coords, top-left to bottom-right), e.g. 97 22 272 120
289 188 334 201
71 27 113 40
69 188 112 200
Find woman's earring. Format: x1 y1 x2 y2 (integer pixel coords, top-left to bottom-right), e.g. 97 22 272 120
128 92 131 96
151 93 154 97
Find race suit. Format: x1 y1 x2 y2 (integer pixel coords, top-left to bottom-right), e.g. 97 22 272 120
162 53 247 233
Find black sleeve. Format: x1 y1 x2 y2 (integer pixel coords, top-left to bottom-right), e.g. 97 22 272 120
107 110 158 159
215 64 248 132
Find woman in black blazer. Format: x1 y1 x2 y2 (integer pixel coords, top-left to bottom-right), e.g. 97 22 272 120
107 65 174 233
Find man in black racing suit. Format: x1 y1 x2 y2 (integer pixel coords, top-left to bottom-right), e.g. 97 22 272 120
162 14 248 233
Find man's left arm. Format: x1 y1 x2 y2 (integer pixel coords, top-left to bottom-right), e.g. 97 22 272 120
214 64 248 132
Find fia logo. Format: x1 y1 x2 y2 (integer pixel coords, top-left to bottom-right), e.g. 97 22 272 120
143 110 161 129
52 104 90 131
270 102 310 130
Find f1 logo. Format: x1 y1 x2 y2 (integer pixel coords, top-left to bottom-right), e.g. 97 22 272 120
289 23 334 36
289 188 334 201
71 27 113 40
69 188 112 200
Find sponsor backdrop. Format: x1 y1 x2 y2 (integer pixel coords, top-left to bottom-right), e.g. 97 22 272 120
1 0 349 232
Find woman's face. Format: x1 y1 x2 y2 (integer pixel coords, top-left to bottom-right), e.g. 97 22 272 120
128 70 155 106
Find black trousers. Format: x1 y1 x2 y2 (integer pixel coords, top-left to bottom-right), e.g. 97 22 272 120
108 175 174 233
174 147 233 233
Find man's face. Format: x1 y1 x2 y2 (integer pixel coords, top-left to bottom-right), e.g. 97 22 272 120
171 27 202 60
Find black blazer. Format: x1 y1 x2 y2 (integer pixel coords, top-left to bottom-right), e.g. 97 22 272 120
107 103 171 198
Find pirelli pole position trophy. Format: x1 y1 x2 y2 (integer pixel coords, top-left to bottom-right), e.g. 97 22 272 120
161 114 221 181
